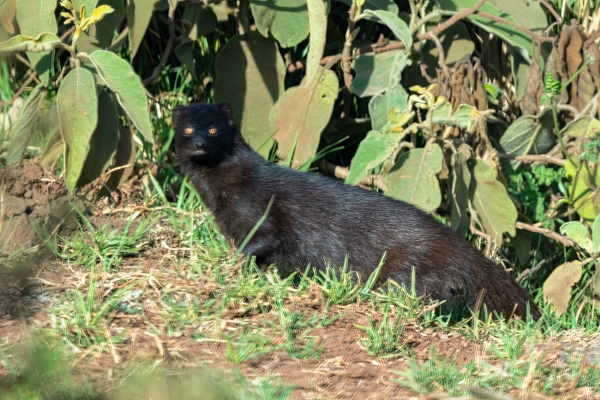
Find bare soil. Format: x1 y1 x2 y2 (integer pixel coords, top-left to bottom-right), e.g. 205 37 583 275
0 163 87 317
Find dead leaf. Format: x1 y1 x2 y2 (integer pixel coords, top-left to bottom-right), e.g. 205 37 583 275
585 42 600 91
270 66 338 168
557 25 585 111
522 54 541 116
578 64 595 109
449 56 488 113
543 260 583 316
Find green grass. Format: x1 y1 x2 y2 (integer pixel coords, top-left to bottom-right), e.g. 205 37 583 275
48 210 154 272
357 300 406 357
391 347 477 397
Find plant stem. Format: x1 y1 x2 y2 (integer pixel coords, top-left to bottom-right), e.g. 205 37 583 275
552 104 572 165
569 160 583 204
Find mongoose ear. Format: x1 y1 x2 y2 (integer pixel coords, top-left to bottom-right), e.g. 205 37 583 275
217 103 235 125
172 105 186 117
172 105 187 126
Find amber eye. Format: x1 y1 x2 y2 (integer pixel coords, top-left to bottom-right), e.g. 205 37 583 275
184 127 193 135
208 127 217 135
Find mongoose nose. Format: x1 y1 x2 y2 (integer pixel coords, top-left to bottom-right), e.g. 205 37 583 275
194 139 207 150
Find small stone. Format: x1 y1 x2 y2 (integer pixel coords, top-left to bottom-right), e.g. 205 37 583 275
24 190 33 199
4 195 27 215
11 183 25 196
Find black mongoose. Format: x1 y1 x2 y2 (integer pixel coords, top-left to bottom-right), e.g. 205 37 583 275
173 102 541 320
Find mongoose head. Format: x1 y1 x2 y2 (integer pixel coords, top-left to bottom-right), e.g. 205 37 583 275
173 102 237 166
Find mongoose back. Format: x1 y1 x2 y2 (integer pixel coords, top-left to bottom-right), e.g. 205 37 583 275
173 102 541 320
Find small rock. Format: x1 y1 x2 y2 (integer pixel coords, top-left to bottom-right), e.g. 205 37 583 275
3 195 27 215
24 190 33 199
11 183 25 196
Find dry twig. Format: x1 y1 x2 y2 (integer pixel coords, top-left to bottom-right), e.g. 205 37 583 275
356 0 488 55
318 160 387 191
342 2 358 118
424 32 451 83
516 260 546 283
498 153 566 166
516 221 574 247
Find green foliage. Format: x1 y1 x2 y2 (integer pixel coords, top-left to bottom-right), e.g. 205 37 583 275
358 9 412 49
469 159 518 243
435 0 547 61
174 3 217 77
351 50 411 98
1 0 153 193
565 159 600 222
270 66 338 168
369 84 409 130
345 129 404 185
449 152 471 236
51 211 153 272
5 84 46 163
499 110 555 169
15 0 58 85
385 143 444 213
507 164 564 230
561 116 600 141
214 32 286 157
315 256 382 306
126 0 155 58
88 50 154 142
0 32 62 52
57 68 98 192
250 0 309 48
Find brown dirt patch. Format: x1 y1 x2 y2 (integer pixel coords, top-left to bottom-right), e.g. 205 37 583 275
0 162 86 316
0 162 85 254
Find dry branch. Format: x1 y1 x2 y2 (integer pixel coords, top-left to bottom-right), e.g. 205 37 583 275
318 160 387 191
516 222 574 247
537 0 563 27
498 153 566 166
516 260 546 283
356 0 488 55
286 54 343 73
424 32 451 82
342 2 358 118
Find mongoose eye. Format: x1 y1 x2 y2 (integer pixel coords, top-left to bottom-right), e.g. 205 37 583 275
208 128 217 135
184 127 193 135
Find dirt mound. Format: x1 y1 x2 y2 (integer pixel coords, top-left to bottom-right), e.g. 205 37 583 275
0 162 86 316
0 163 85 255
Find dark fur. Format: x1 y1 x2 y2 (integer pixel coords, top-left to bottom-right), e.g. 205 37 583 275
174 103 541 320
